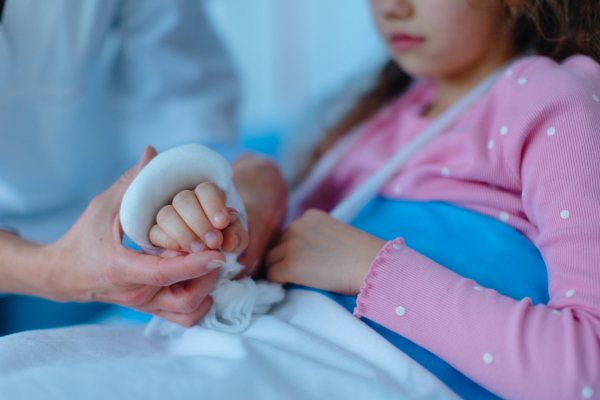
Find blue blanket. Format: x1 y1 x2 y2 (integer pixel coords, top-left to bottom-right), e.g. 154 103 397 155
302 198 549 400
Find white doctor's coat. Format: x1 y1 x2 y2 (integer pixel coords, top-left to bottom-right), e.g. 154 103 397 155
0 0 238 240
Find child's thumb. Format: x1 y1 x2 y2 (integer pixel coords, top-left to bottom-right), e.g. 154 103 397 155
108 146 157 205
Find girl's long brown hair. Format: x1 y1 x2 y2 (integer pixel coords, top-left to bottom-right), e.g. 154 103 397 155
304 0 600 177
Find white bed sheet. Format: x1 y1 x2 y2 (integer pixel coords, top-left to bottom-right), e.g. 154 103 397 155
0 290 459 400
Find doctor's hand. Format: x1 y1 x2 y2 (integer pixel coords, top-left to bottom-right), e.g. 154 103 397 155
0 147 226 327
265 209 385 295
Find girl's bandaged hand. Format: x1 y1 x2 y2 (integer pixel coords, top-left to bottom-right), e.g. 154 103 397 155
149 183 249 255
265 209 386 295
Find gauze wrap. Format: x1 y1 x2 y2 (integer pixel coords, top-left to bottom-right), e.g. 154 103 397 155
120 144 284 336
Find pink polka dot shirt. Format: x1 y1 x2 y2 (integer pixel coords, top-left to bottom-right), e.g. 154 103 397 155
303 55 600 400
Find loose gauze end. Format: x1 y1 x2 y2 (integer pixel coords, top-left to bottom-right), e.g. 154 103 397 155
120 144 285 336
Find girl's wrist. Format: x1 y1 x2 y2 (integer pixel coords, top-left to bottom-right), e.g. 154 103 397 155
351 236 386 295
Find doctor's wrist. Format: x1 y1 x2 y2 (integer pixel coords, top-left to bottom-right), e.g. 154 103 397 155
0 230 51 299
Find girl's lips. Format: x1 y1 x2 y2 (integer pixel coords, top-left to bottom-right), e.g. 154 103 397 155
389 33 425 51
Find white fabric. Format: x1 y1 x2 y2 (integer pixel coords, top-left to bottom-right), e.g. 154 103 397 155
0 0 238 230
0 290 459 400
121 144 284 334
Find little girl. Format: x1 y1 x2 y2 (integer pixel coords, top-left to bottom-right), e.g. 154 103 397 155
150 0 600 399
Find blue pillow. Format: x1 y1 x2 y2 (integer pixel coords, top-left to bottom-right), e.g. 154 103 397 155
300 198 548 400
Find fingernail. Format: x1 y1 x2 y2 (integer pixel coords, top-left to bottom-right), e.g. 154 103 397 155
233 234 239 250
207 259 225 270
190 241 205 253
205 231 218 246
213 211 226 224
136 147 150 167
229 211 239 224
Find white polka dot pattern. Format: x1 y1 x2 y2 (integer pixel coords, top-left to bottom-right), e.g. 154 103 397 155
581 386 594 399
395 306 406 316
582 387 594 398
392 243 402 251
483 353 494 363
333 57 600 399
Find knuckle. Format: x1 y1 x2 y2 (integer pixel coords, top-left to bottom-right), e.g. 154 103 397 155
149 225 161 242
156 205 174 223
196 182 226 201
104 268 122 286
88 195 103 210
188 216 209 231
164 236 181 250
121 289 150 307
172 190 194 208
150 270 171 287
195 181 213 193
180 296 201 314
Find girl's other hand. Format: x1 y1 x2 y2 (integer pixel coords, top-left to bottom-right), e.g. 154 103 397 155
148 183 249 254
265 209 386 295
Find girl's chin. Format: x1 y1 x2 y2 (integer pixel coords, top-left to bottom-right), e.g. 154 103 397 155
390 56 454 81
390 57 431 77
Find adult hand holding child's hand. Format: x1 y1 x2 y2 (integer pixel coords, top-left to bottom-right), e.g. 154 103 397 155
148 154 287 279
0 147 228 327
0 149 287 328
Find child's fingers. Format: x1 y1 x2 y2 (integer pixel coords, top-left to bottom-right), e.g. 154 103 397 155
156 205 205 253
171 189 223 249
194 182 229 230
149 224 184 252
221 219 250 253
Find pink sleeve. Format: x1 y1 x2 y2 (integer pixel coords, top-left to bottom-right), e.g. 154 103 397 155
355 57 600 400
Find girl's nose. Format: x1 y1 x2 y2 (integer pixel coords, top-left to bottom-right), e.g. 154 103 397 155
381 0 414 20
